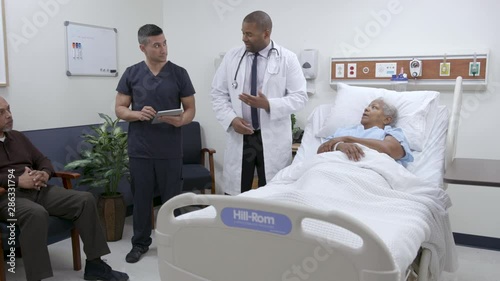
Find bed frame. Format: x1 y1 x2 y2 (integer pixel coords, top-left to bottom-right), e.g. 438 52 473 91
155 77 463 281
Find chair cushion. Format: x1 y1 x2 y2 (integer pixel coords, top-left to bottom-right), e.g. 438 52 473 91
182 164 211 191
1 216 74 249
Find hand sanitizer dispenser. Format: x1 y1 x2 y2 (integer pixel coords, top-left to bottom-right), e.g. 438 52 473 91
299 49 318 80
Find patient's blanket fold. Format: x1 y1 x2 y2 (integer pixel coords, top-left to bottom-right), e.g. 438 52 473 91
241 146 457 281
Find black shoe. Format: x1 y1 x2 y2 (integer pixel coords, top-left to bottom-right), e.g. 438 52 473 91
84 258 129 281
125 245 149 263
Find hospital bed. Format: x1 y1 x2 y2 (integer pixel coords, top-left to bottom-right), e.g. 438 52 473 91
155 77 463 281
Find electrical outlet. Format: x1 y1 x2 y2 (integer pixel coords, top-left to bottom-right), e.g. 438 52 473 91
347 63 357 78
469 62 480 76
335 64 345 78
439 62 451 76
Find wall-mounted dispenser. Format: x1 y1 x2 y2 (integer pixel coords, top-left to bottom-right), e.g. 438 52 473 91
299 49 318 80
214 52 225 70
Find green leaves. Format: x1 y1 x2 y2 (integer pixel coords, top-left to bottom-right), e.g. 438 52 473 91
64 113 129 196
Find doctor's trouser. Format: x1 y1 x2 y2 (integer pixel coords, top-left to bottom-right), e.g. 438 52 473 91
241 130 266 193
0 186 110 281
129 157 183 248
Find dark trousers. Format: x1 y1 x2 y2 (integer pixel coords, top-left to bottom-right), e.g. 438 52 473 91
241 130 266 193
0 186 110 281
129 157 182 248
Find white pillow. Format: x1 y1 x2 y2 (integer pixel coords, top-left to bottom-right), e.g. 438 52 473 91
316 83 440 151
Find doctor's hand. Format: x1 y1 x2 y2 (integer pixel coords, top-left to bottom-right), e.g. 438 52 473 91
239 91 270 112
135 106 156 121
231 117 254 135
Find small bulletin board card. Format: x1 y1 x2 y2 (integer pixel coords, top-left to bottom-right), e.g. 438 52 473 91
65 21 118 77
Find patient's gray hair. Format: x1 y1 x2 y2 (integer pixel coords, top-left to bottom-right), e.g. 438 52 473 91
374 97 398 126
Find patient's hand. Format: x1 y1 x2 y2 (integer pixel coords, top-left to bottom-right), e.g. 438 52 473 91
317 140 335 153
337 143 365 162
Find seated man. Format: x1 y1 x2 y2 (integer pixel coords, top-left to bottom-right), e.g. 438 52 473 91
0 96 129 281
317 98 413 166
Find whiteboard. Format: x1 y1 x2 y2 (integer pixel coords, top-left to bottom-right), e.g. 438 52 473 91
65 21 118 77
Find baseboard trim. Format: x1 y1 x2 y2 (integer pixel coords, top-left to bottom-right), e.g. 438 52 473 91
454 232 500 251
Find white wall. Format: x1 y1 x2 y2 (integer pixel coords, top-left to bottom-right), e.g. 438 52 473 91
0 0 163 130
164 0 500 238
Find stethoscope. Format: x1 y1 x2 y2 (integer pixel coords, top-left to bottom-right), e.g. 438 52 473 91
231 41 280 89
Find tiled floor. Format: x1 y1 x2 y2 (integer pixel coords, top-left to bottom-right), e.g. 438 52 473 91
5 213 500 281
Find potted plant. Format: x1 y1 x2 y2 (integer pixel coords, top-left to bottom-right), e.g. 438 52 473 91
291 114 303 143
65 113 129 241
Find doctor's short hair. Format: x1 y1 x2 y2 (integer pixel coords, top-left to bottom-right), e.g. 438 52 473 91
138 24 163 45
243 11 273 32
374 97 398 126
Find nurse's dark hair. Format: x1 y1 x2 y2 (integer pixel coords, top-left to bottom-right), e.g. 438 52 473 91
374 97 398 126
243 11 272 32
138 24 163 45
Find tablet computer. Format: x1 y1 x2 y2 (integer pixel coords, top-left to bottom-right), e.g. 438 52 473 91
151 108 182 124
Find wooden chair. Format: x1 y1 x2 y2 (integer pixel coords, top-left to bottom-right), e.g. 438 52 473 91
0 171 82 281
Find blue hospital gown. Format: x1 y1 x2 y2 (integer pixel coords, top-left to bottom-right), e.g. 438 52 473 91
324 125 414 167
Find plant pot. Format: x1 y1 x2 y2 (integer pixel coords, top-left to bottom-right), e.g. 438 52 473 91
97 193 126 242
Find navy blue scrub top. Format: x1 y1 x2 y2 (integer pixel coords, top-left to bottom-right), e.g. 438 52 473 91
116 61 195 159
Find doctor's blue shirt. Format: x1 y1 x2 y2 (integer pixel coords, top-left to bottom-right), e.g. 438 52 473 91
324 125 414 167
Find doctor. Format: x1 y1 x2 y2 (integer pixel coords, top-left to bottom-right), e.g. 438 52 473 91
211 10 308 195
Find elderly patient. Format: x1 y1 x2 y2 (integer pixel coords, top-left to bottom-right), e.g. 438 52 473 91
317 98 414 167
0 96 128 281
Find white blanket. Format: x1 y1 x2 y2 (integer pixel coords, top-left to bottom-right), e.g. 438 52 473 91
239 146 457 281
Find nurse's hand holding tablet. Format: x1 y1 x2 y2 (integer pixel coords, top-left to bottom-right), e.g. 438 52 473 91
152 108 183 126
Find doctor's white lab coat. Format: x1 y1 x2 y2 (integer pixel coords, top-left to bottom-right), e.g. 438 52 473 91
211 42 308 195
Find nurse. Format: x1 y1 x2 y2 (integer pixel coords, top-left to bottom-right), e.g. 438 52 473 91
211 10 308 195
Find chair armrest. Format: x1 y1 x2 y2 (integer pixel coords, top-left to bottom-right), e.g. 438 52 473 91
53 171 81 190
54 171 81 179
200 148 216 167
201 148 216 194
201 148 216 155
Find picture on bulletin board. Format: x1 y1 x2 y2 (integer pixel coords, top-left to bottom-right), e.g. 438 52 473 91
65 21 118 77
0 0 9 86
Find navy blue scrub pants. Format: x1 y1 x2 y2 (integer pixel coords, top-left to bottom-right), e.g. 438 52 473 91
129 157 183 248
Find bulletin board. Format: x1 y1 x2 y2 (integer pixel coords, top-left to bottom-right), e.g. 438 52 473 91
64 21 118 77
0 0 8 86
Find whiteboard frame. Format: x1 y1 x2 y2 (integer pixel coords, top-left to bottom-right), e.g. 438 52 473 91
0 0 9 86
64 21 118 77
